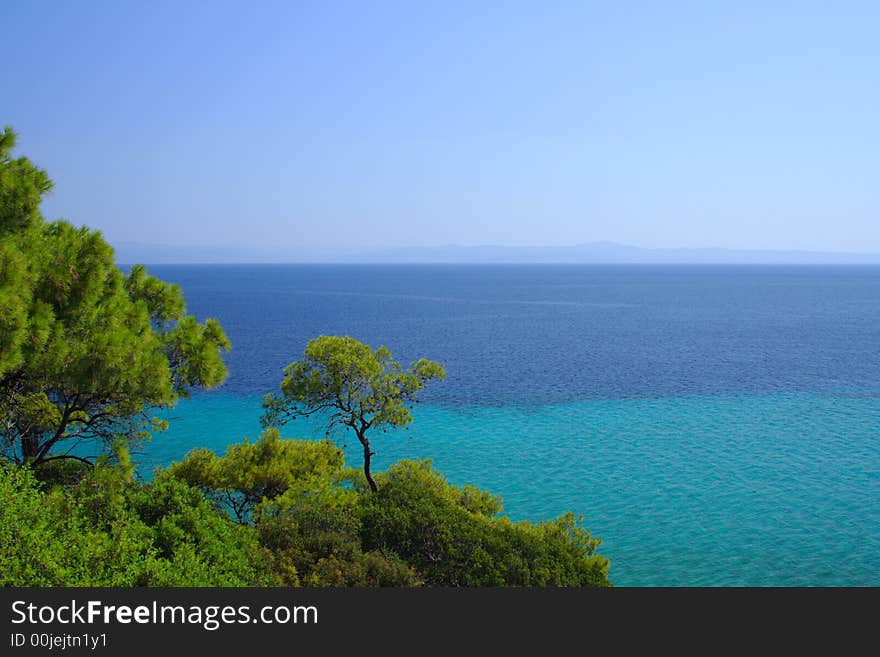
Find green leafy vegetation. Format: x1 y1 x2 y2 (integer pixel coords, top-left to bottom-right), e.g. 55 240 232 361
138 432 611 587
0 127 610 587
166 428 346 523
263 335 445 491
1 434 611 587
0 458 270 586
0 126 230 466
360 461 610 586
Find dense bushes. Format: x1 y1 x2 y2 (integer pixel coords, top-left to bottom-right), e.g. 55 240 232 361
1 433 611 587
166 432 611 587
0 460 270 586
360 461 610 587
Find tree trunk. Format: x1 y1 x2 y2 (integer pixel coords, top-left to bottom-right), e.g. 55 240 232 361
358 431 379 492
21 432 40 465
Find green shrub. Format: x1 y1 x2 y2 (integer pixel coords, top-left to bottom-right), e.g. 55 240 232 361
359 460 611 587
256 480 420 586
0 461 271 586
1 435 611 587
166 434 610 587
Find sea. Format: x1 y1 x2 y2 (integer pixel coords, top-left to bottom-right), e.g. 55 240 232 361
136 264 880 586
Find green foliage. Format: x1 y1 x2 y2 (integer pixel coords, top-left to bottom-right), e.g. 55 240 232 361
263 335 446 433
0 460 270 586
168 428 345 522
257 481 420 587
0 462 86 585
169 430 419 586
164 433 611 587
0 126 51 235
262 335 445 491
359 460 611 587
124 474 270 586
2 432 611 587
0 128 231 466
0 126 49 379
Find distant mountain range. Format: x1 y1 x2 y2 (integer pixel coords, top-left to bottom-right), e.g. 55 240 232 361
113 240 880 265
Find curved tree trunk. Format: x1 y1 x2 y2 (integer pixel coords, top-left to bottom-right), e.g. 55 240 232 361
358 431 379 492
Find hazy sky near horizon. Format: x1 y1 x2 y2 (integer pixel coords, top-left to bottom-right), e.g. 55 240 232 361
4 1 880 254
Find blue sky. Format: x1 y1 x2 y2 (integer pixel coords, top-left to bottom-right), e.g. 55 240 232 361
3 1 879 255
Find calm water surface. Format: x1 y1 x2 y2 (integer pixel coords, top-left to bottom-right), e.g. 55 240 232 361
137 265 880 586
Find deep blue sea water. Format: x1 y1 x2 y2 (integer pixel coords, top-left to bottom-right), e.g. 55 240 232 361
138 265 880 586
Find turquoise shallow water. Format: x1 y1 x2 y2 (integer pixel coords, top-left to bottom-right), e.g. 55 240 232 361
130 265 880 585
146 391 880 586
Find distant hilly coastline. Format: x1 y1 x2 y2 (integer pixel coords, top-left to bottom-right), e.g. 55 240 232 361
347 242 880 265
113 240 880 265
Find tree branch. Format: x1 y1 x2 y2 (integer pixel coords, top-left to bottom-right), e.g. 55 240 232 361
37 454 95 466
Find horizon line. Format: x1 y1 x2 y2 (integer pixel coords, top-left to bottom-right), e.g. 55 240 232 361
110 240 880 255
115 261 880 267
